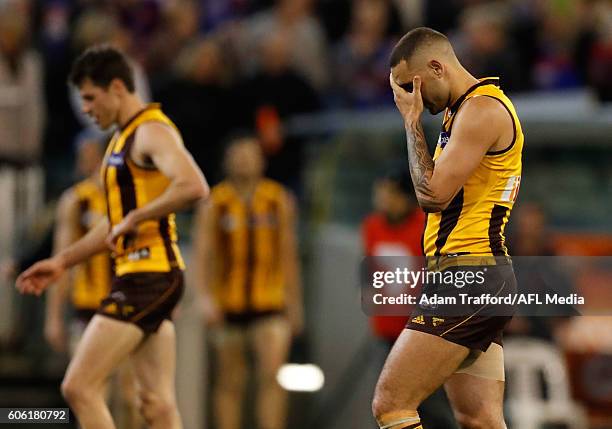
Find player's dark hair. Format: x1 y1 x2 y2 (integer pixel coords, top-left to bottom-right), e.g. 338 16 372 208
389 27 448 68
69 44 135 92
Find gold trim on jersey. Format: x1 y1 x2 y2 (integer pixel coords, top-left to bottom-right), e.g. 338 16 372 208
423 78 523 258
101 104 185 276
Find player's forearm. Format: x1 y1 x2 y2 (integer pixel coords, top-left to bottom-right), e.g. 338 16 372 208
55 219 108 269
130 178 209 225
405 121 451 213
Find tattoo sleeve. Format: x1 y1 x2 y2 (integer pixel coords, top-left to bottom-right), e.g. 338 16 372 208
405 121 451 212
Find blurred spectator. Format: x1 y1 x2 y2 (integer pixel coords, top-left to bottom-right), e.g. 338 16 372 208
508 202 556 257
243 0 329 90
331 0 398 108
112 0 161 62
455 2 523 92
236 31 319 192
532 0 581 90
156 37 234 183
146 0 200 81
0 1 45 281
361 169 424 345
585 1 612 102
202 0 270 32
0 2 45 166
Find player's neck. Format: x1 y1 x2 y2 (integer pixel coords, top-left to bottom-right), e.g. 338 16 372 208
448 68 479 109
117 95 146 129
231 177 260 199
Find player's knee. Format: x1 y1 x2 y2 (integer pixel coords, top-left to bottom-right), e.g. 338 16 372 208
454 407 503 429
372 384 419 419
372 405 421 429
61 377 91 408
140 391 177 424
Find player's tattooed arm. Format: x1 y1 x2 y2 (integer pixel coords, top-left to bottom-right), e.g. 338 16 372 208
405 121 453 212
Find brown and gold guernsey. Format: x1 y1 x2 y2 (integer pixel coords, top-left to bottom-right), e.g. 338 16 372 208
210 179 290 315
102 103 185 276
71 178 111 310
423 78 523 258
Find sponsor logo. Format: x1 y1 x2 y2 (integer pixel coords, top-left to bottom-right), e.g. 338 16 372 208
107 153 124 167
411 314 426 325
437 131 450 148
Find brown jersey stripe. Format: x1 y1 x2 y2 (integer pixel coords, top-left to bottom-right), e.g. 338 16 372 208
245 203 255 312
434 188 464 256
488 204 509 256
116 134 138 218
159 216 178 266
421 213 428 256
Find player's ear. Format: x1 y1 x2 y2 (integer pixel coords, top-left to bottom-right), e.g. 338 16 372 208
108 78 125 95
429 60 443 78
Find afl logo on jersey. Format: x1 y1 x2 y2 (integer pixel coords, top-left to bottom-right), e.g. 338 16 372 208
437 131 450 148
107 153 124 167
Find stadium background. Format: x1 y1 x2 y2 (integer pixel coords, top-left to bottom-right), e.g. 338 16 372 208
0 0 611 428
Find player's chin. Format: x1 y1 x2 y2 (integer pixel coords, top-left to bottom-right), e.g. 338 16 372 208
428 105 443 115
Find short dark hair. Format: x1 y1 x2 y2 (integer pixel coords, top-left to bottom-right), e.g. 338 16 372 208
69 44 135 92
389 27 448 68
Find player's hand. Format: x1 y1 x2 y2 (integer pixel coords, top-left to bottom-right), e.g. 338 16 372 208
198 293 224 327
106 211 138 252
44 316 67 354
15 257 65 296
390 73 424 123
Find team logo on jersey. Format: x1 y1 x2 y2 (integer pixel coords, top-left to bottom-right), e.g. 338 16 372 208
107 153 124 167
437 131 450 148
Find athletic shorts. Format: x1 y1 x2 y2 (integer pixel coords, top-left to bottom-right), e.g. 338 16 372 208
406 258 517 352
97 269 184 334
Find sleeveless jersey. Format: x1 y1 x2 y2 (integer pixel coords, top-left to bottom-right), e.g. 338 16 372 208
423 78 523 257
209 179 290 314
102 103 185 276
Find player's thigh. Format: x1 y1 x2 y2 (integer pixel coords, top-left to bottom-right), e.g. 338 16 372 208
130 319 177 395
210 324 248 382
65 315 144 389
444 373 505 426
374 328 470 411
251 316 291 375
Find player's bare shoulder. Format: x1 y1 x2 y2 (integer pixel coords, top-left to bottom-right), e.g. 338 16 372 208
131 121 183 166
453 95 514 153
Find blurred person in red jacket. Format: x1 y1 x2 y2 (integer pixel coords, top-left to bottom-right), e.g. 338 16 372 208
362 169 424 343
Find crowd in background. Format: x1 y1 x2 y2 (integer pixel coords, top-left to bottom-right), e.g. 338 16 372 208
1 0 612 194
